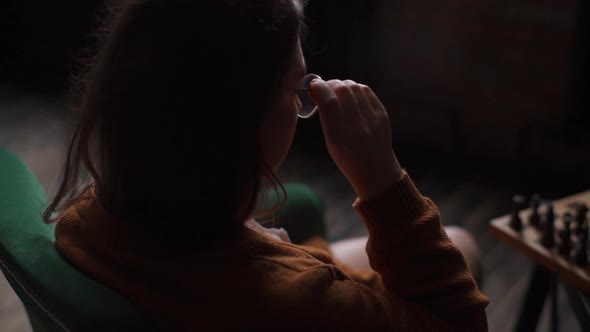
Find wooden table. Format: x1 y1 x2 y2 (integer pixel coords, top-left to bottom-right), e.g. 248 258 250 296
489 191 590 332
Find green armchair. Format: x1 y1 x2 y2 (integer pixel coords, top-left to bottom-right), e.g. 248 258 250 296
0 148 326 331
0 148 151 332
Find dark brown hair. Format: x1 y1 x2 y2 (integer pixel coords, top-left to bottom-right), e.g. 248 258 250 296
44 0 305 251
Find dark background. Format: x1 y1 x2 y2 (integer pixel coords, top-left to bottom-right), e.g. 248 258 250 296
1 0 589 204
298 0 590 197
6 0 588 194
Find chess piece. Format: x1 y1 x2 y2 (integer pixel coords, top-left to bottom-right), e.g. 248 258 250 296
510 195 526 231
574 231 589 267
578 222 589 241
575 203 588 230
528 194 542 229
558 213 573 258
541 203 556 249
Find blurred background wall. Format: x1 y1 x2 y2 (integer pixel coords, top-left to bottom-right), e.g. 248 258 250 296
366 0 589 179
2 1 589 191
301 0 590 191
0 0 588 214
1 1 106 93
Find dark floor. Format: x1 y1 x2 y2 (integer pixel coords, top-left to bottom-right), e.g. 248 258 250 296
0 87 584 331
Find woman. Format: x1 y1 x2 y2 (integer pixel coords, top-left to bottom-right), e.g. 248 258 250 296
46 0 489 330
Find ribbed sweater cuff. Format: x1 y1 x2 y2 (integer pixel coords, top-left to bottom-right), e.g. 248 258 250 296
352 170 429 228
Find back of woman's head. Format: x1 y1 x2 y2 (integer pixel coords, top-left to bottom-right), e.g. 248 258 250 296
45 0 306 251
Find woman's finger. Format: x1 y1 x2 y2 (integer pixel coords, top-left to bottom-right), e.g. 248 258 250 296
360 84 386 115
325 79 361 120
309 79 344 126
343 80 372 118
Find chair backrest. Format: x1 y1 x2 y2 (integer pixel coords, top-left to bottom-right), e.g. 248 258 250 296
0 148 153 332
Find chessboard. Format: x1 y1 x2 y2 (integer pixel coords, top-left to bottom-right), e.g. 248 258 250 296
490 191 590 293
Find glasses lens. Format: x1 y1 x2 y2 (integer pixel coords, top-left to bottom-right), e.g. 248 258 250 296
297 74 321 119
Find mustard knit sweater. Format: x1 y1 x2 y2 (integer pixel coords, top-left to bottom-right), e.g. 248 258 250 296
55 171 489 331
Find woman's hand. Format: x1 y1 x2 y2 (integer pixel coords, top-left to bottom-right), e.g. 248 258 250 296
309 79 403 201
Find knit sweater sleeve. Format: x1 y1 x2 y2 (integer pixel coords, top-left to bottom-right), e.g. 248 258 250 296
347 170 489 331
280 170 489 331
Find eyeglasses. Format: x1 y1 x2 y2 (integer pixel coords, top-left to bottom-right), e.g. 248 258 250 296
296 73 322 119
